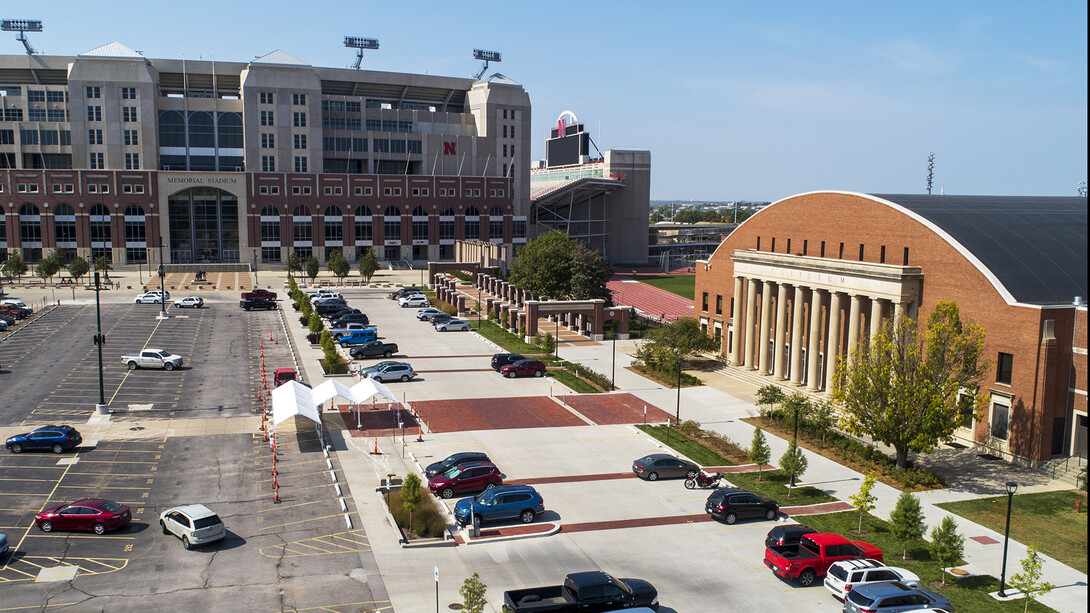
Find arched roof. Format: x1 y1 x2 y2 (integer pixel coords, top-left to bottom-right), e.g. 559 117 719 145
870 194 1086 306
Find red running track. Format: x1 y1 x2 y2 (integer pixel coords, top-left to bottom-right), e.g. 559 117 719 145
607 275 694 322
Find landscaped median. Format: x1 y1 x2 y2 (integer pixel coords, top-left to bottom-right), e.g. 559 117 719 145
638 420 1061 613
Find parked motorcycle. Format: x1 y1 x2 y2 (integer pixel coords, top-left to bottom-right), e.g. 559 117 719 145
684 470 723 489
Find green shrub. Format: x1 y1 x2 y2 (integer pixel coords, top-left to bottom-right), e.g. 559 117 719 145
386 486 446 539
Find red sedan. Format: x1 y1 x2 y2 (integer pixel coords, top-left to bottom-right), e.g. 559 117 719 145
35 499 132 535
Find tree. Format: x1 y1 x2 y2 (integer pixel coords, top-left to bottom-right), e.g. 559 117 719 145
748 427 771 480
308 312 323 335
36 254 60 282
637 317 718 372
358 248 380 283
459 572 488 613
928 516 965 585
806 399 837 442
1008 545 1055 612
3 251 28 281
779 439 808 496
305 255 320 282
509 230 574 299
833 300 988 468
888 491 927 560
849 472 878 533
569 242 613 302
93 255 112 281
400 473 422 534
67 256 90 284
286 252 302 280
756 384 786 415
328 249 350 282
539 331 556 356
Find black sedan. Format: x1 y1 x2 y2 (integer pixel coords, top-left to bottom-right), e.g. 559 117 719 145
631 453 699 481
424 451 491 478
705 487 779 524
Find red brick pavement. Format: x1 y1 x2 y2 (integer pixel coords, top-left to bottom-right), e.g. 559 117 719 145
558 393 673 425
779 501 853 516
411 396 588 433
335 405 420 438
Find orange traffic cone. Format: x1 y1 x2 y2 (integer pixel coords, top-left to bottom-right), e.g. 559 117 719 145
274 479 281 503
272 463 278 477
371 438 379 455
274 333 279 345
416 432 424 443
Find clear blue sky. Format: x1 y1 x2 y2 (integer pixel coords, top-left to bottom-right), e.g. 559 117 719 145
14 1 1087 201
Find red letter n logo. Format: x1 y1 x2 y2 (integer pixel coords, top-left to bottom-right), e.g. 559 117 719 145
443 142 456 155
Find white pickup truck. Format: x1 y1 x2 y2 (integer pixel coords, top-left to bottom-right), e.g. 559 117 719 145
328 322 376 340
121 349 184 371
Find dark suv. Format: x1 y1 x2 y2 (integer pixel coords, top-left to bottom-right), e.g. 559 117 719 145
453 485 545 528
239 297 277 311
0 305 30 320
6 425 83 454
425 451 491 478
241 289 277 300
427 461 503 499
765 523 817 548
705 487 778 524
491 353 525 371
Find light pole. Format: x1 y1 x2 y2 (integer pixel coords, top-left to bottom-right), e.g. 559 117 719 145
476 286 481 330
93 272 108 415
611 332 616 390
998 481 1018 596
157 238 167 319
790 399 801 487
675 357 682 422
555 318 560 359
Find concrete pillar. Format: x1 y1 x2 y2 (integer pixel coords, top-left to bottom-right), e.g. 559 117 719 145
730 276 744 366
806 288 825 391
744 278 758 369
825 292 843 392
758 280 774 375
789 285 806 385
773 283 789 379
869 297 884 342
847 294 863 361
485 297 493 319
894 301 907 328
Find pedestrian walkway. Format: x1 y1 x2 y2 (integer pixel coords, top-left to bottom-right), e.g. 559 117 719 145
554 338 1087 613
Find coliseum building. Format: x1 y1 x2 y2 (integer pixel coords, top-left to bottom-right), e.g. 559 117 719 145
695 191 1087 466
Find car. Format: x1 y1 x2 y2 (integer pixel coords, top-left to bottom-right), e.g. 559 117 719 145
173 296 204 308
0 311 16 326
324 307 363 321
35 498 132 535
239 297 277 311
425 451 492 478
389 287 425 300
435 319 471 332
427 461 503 499
349 340 399 359
159 504 227 550
121 349 184 370
825 559 921 600
273 368 297 386
0 319 8 331
0 305 29 320
134 292 164 304
399 295 430 308
453 485 545 529
631 453 700 481
500 359 546 378
314 300 348 315
704 487 779 524
842 581 952 613
416 308 442 321
358 360 409 376
144 290 170 299
766 523 819 548
0 532 8 557
329 322 375 340
338 329 379 347
307 289 340 300
430 313 454 326
241 289 277 300
366 363 416 382
491 353 525 371
6 424 82 454
330 313 370 328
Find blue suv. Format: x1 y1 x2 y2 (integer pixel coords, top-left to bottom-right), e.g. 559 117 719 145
6 425 83 454
453 485 544 529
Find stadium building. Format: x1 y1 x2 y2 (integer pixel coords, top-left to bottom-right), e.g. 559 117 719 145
695 191 1087 467
0 42 531 267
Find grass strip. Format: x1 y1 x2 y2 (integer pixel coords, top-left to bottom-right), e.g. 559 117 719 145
636 424 730 466
800 511 1055 613
549 369 601 394
937 490 1087 574
635 274 696 300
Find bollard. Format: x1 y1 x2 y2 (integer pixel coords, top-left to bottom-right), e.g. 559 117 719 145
1078 499 1082 514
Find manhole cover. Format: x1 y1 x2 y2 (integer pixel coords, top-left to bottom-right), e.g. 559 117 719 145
129 426 145 431
448 605 463 610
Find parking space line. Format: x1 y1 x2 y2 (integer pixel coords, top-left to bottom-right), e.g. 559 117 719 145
76 460 158 464
24 534 135 540
288 602 392 613
258 513 347 531
9 452 77 556
0 478 67 483
255 499 325 514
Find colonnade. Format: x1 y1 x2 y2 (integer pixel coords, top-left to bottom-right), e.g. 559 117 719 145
729 275 912 392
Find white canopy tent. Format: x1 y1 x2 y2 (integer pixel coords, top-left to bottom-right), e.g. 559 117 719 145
271 377 400 429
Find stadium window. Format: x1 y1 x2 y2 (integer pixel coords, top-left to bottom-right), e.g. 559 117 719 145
839 242 844 259
903 247 910 266
859 244 864 261
770 237 775 252
803 239 808 256
820 241 826 257
702 292 709 311
997 353 1013 385
880 246 886 263
786 239 791 254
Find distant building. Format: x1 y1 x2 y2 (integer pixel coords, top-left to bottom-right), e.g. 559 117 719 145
696 191 1087 467
1 43 531 266
529 111 650 265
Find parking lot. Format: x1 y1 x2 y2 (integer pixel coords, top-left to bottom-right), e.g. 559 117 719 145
0 291 390 611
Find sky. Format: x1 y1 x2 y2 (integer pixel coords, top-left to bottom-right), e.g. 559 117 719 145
10 1 1087 201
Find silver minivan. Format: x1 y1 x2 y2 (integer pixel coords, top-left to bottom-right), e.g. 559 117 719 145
160 504 226 549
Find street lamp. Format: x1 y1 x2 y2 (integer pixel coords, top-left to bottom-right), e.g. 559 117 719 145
790 398 801 487
675 357 682 422
157 238 167 319
555 318 560 359
998 481 1019 596
476 286 481 330
92 272 108 415
611 332 616 390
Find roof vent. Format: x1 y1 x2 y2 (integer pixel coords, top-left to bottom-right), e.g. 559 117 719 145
1074 296 1085 307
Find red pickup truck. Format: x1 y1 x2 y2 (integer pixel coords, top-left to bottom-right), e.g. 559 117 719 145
764 532 882 587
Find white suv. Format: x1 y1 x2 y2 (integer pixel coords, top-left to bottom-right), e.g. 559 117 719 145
824 558 920 600
159 504 226 550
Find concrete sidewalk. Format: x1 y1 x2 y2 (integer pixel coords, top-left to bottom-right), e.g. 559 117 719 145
557 339 1088 613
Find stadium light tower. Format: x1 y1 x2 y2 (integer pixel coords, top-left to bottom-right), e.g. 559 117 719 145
344 36 379 69
473 49 501 79
2 19 43 55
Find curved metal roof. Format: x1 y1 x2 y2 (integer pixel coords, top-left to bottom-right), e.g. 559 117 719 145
871 194 1087 306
